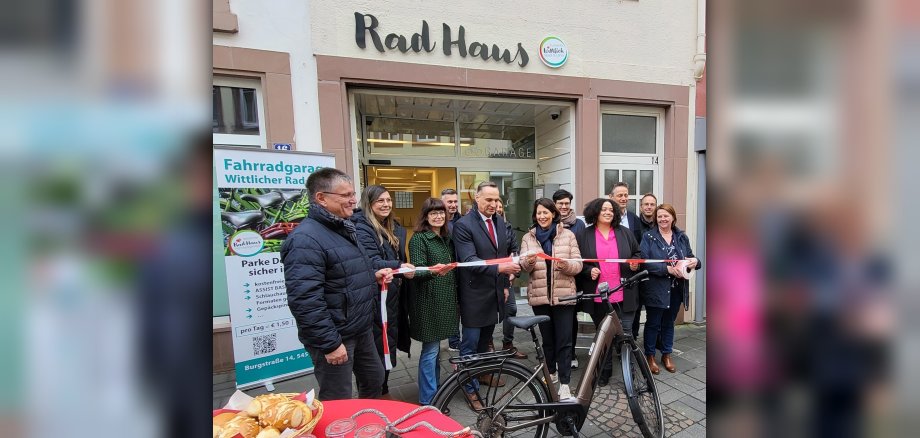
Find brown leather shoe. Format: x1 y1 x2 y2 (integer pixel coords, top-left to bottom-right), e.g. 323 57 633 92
464 391 484 410
661 353 676 373
646 354 660 374
479 373 506 387
503 342 529 359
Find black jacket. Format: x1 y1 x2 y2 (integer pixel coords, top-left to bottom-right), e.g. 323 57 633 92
350 209 410 358
281 206 378 354
638 214 656 238
639 226 701 309
623 210 643 246
575 224 642 313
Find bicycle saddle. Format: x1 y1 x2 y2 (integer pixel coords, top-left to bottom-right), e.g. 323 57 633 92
276 189 304 203
221 210 265 229
506 315 550 330
241 192 284 208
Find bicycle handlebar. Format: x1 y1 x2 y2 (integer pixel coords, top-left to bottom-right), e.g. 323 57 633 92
558 270 649 302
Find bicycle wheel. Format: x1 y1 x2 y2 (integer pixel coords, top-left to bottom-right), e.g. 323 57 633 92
621 341 665 438
432 360 552 438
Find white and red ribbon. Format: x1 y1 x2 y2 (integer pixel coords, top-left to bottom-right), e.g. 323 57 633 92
392 252 682 275
378 280 393 370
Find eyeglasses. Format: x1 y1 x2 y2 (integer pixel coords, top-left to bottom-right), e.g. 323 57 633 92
320 191 357 199
427 211 446 217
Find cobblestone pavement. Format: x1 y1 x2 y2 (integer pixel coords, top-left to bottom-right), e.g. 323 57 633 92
214 315 707 437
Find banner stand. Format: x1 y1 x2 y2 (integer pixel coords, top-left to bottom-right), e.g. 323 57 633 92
214 146 336 389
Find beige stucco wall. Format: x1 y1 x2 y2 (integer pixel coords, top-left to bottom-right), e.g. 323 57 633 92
310 0 699 86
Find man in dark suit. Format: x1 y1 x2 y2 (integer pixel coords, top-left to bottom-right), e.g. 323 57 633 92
609 181 643 244
452 181 521 389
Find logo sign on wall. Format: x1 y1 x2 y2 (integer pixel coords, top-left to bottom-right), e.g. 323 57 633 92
539 36 568 68
214 146 336 389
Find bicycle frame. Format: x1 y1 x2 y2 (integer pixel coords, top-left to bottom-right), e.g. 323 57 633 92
446 280 637 434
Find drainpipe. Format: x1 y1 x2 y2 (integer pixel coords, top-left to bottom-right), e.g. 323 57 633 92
693 0 706 80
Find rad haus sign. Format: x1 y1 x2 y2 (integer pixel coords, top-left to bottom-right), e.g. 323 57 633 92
355 12 538 68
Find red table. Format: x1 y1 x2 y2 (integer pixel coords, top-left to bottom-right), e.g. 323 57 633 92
312 399 469 437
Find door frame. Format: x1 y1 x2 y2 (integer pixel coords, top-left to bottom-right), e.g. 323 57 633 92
597 104 665 202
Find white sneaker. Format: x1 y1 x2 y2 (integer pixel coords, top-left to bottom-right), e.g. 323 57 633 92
558 384 575 402
571 358 579 369
551 372 559 384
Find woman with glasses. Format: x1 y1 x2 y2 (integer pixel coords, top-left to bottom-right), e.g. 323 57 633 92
352 185 415 396
407 198 458 405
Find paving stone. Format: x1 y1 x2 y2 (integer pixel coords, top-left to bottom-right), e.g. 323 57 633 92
690 388 706 403
670 400 705 422
673 422 706 438
213 372 235 385
677 394 707 414
658 388 684 404
685 365 707 382
666 378 701 396
678 349 707 366
672 373 706 391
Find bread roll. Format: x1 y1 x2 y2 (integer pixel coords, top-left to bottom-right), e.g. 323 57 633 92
255 427 281 438
244 394 289 418
259 399 308 430
219 415 261 438
212 424 221 438
213 412 237 427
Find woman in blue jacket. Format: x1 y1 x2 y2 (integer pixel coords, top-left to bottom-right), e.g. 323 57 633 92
639 203 700 374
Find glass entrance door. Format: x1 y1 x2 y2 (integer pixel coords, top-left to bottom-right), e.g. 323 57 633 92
364 166 457 241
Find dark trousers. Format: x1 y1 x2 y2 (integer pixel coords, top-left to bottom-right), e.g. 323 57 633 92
632 304 643 339
588 302 635 379
533 304 576 384
305 329 384 401
643 290 683 355
502 292 519 344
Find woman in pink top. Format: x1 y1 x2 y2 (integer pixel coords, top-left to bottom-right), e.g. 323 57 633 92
574 198 641 386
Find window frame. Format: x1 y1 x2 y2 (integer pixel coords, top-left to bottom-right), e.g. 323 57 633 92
213 76 267 148
598 104 665 211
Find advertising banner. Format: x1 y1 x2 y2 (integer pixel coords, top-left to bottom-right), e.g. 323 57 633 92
214 146 335 388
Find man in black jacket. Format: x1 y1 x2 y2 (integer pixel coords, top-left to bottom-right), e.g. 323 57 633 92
281 168 393 400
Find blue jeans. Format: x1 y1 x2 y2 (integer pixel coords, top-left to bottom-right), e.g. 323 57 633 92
643 290 682 355
418 341 441 405
448 332 460 349
460 324 495 393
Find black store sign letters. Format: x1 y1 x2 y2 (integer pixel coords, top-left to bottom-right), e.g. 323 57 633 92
354 12 529 68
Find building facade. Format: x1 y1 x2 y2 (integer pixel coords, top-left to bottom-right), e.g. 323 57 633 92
213 0 706 370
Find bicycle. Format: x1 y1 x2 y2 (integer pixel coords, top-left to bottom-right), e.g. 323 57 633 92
431 270 664 437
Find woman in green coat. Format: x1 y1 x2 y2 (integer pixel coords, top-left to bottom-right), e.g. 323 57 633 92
408 198 459 405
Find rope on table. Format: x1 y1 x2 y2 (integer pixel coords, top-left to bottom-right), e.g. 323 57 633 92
350 405 484 437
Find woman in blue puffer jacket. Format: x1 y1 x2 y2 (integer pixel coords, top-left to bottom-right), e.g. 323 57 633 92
639 203 701 375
